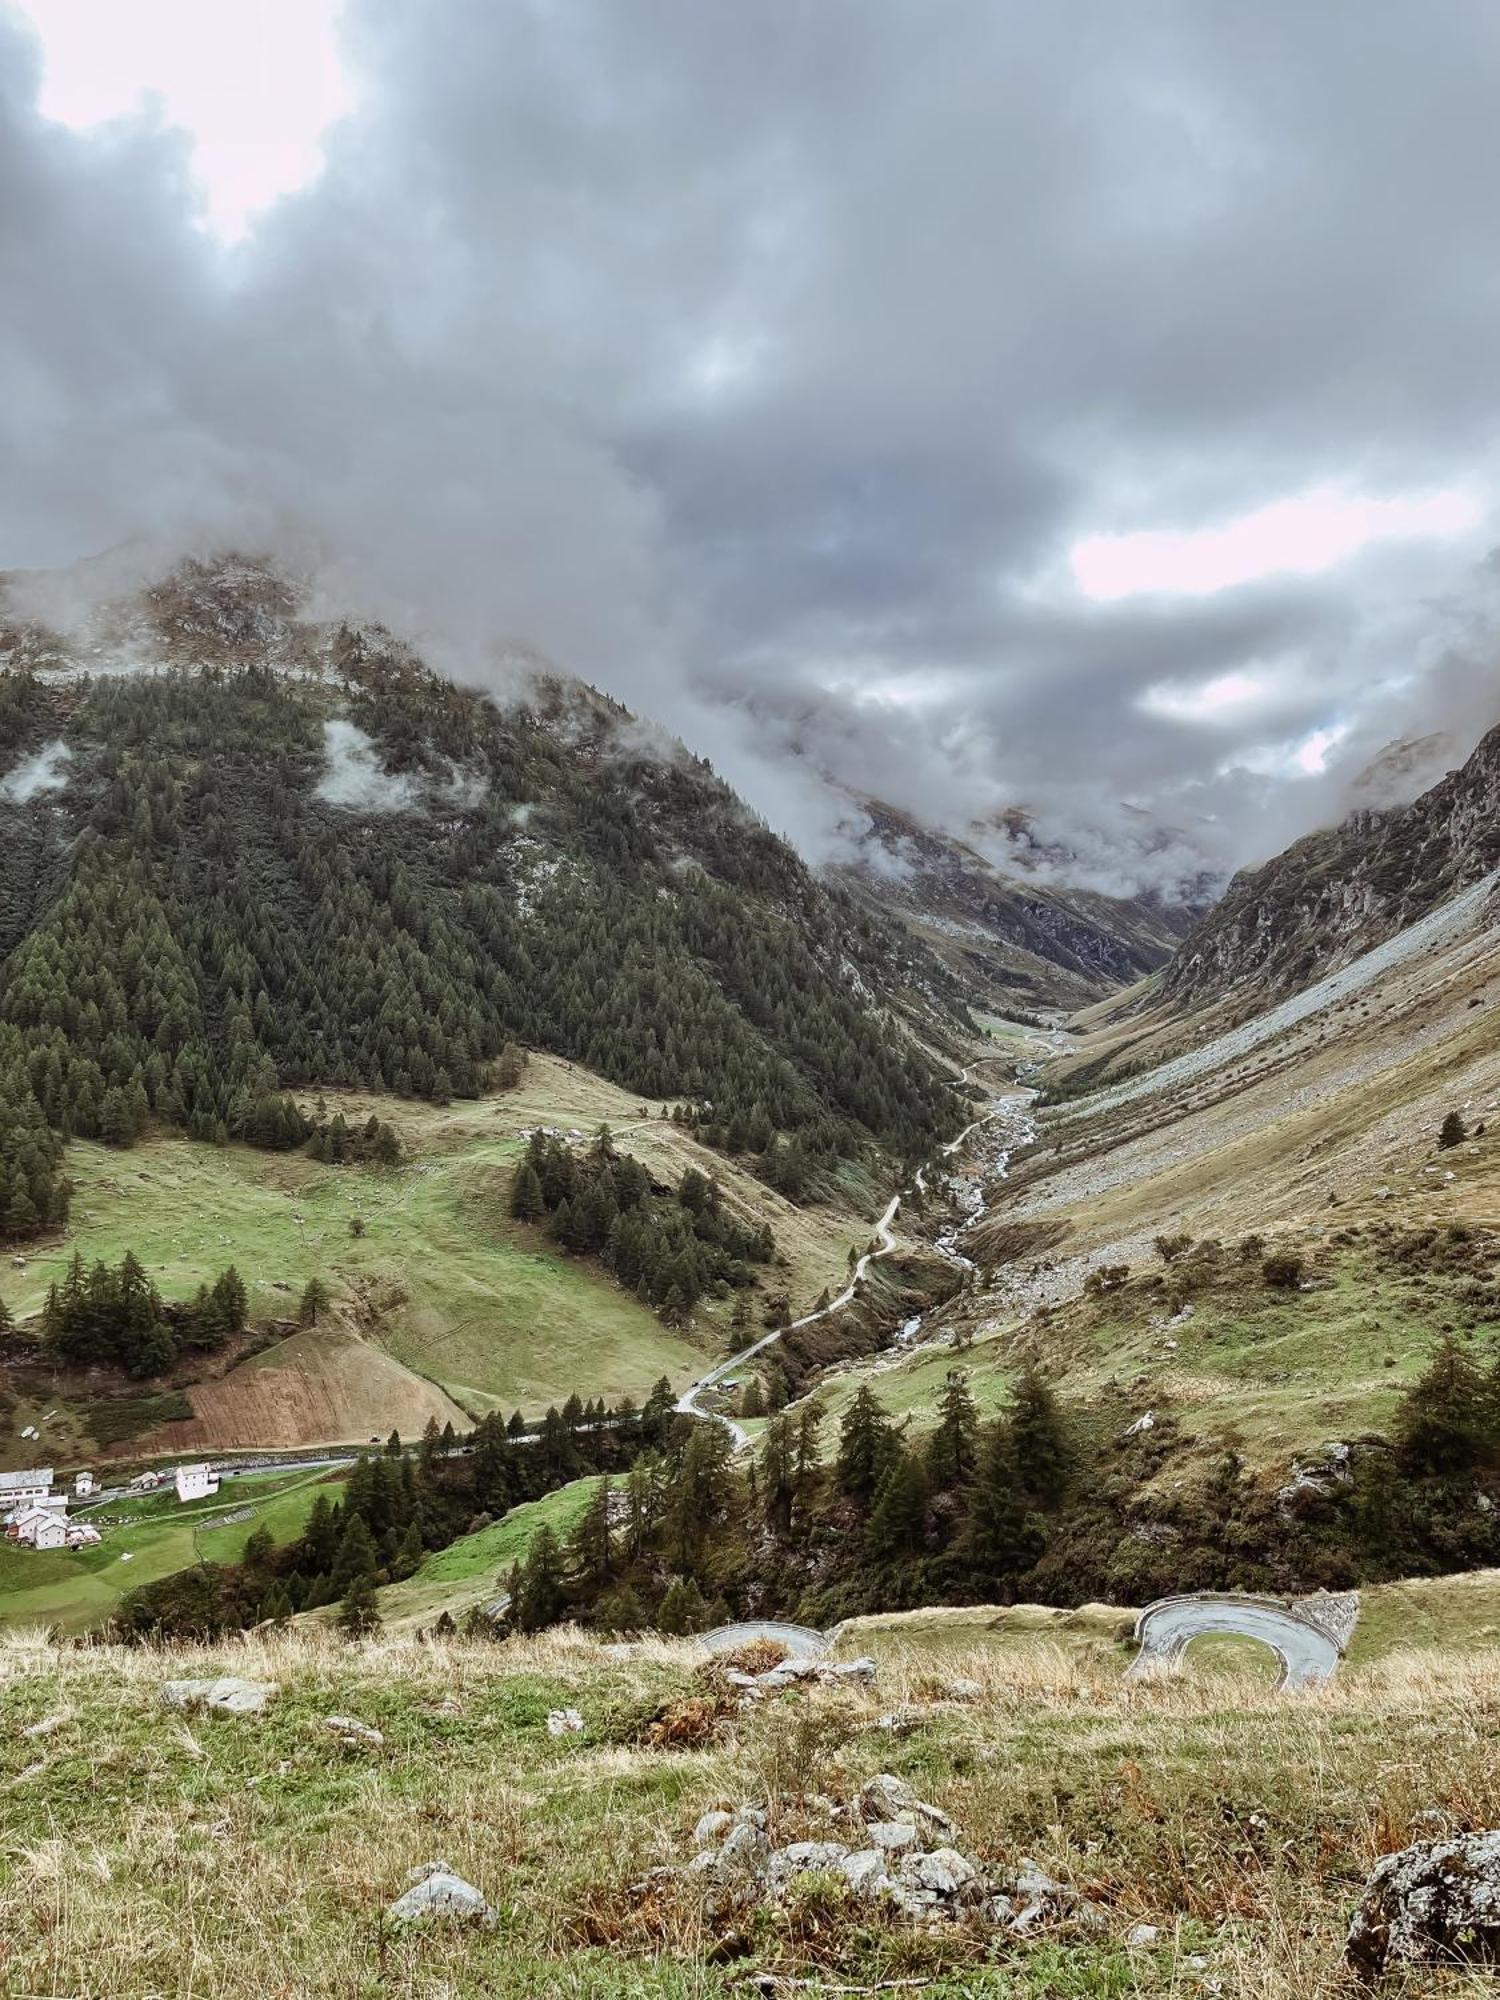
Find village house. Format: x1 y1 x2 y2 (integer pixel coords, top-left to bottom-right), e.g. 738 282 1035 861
65 1522 101 1548
9 1505 66 1551
127 1470 164 1492
73 1470 96 1498
174 1463 219 1504
0 1467 56 1521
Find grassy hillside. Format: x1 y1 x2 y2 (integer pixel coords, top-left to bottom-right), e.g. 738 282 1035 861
0 1464 346 1634
0 1054 874 1465
3 1618 1499 1996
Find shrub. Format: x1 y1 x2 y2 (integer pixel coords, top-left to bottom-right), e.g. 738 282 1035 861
1262 1252 1305 1290
1439 1110 1468 1149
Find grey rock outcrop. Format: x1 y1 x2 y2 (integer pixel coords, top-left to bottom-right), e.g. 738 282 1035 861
1346 1829 1500 1980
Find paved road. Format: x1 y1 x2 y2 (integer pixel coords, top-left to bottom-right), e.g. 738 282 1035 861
700 1619 830 1658
1129 1593 1346 1689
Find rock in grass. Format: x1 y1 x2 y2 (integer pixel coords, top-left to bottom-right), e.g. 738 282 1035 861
546 1707 585 1736
160 1677 277 1717
1346 1829 1500 1980
858 1772 918 1821
766 1841 851 1893
386 1861 496 1928
324 1714 384 1748
693 1810 735 1848
839 1849 889 1900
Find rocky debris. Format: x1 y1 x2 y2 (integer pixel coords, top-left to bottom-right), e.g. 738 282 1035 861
756 1656 876 1692
161 1677 277 1717
546 1707 585 1736
1127 1922 1161 1946
1346 1828 1500 1979
943 1676 983 1702
324 1714 384 1748
672 1779 1102 1935
1122 1411 1156 1439
385 1860 497 1928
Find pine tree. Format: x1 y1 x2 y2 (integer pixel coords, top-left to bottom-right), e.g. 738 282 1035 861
1439 1110 1468 1150
513 1523 567 1631
1008 1365 1069 1509
338 1572 382 1639
926 1371 979 1489
299 1277 331 1327
837 1385 898 1503
962 1421 1043 1589
570 1476 614 1585
866 1447 927 1558
510 1160 545 1220
657 1576 710 1634
1397 1336 1498 1475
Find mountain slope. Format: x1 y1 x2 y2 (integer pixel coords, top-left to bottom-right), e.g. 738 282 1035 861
0 557 967 1233
1164 720 1500 1007
830 797 1198 1012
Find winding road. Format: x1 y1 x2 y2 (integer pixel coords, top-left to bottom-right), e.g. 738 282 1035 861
673 1042 1054 1448
1128 1593 1346 1688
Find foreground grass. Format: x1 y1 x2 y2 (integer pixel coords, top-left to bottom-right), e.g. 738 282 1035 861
2 1623 1499 1996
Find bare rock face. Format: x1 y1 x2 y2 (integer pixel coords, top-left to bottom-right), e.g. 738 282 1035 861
1346 1829 1500 1980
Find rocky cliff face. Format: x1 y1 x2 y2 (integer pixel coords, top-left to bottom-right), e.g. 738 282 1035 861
830 801 1199 1013
1165 722 1500 1007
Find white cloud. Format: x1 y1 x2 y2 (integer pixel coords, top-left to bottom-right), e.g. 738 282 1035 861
1072 485 1484 603
315 719 419 813
0 741 70 802
9 0 351 239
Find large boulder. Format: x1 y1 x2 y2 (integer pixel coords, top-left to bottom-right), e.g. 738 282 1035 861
1346 1829 1500 1980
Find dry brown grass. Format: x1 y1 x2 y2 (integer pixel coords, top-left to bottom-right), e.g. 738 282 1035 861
2 1623 1500 1995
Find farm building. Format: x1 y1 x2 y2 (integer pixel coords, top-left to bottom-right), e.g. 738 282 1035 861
127 1470 164 1492
73 1470 96 1497
174 1464 219 1504
65 1522 101 1548
0 1468 55 1519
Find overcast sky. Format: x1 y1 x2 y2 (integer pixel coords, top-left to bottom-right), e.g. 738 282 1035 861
3 1 1500 895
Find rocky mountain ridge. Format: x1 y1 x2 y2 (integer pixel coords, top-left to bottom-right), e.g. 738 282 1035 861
1165 718 1500 1008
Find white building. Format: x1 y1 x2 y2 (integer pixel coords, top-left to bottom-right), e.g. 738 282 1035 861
73 1470 96 1498
174 1463 219 1504
127 1470 164 1492
0 1467 54 1519
10 1506 66 1550
65 1522 101 1548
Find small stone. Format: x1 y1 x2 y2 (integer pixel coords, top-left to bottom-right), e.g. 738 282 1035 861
1127 1922 1160 1946
944 1677 983 1701
823 1656 877 1683
867 1820 918 1856
693 1810 734 1848
718 1820 770 1876
899 1847 976 1899
21 1713 68 1739
386 1862 496 1928
1346 1828 1500 1978
767 1840 851 1891
546 1707 585 1736
859 1772 918 1822
840 1849 888 1900
324 1715 383 1747
161 1677 277 1717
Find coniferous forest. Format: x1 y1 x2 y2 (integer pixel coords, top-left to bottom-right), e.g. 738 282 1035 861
0 583 968 1241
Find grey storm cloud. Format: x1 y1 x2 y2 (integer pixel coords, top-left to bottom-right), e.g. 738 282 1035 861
3 0 1500 893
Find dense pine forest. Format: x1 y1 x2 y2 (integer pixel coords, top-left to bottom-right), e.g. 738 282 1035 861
0 562 968 1241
